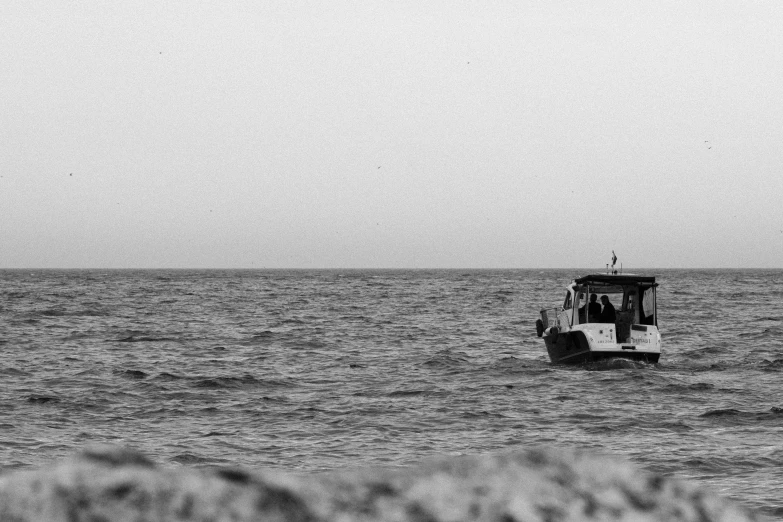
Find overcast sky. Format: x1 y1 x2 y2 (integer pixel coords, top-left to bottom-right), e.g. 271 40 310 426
2 1 781 269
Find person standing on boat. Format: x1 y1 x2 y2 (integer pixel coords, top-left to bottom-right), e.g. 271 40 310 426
599 295 616 323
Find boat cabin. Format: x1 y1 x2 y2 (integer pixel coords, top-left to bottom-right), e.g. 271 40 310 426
561 274 657 343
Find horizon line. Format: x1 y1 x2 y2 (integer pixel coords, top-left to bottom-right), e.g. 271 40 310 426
1 266 781 271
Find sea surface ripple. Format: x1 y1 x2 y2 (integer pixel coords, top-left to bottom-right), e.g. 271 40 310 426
1 269 782 517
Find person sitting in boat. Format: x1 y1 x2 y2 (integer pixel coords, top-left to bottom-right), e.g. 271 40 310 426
587 293 601 319
599 295 616 323
579 293 603 322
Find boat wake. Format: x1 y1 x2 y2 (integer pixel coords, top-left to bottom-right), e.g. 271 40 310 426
583 358 657 371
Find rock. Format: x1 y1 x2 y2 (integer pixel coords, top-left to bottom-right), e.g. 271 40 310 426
0 446 760 521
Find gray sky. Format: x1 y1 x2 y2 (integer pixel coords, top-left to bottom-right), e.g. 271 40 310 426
2 1 782 269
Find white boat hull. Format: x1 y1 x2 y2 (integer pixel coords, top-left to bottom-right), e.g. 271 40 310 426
542 323 661 364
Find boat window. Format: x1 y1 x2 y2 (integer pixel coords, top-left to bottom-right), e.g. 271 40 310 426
563 292 572 310
574 289 588 324
576 290 587 310
625 291 636 312
589 284 623 294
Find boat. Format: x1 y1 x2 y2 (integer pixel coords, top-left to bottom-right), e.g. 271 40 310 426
535 259 660 364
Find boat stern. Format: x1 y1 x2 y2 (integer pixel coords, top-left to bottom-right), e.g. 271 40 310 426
542 323 661 364
579 323 661 363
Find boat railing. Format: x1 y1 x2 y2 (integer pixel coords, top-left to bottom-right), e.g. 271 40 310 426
540 307 569 330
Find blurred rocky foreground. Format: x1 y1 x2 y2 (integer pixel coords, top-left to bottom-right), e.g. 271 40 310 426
0 446 760 522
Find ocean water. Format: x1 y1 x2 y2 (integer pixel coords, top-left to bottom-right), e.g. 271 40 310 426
1 269 782 517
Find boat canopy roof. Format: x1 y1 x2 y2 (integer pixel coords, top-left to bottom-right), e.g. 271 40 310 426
574 274 656 286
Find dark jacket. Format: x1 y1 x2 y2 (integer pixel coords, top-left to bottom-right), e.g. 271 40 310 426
600 302 616 323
